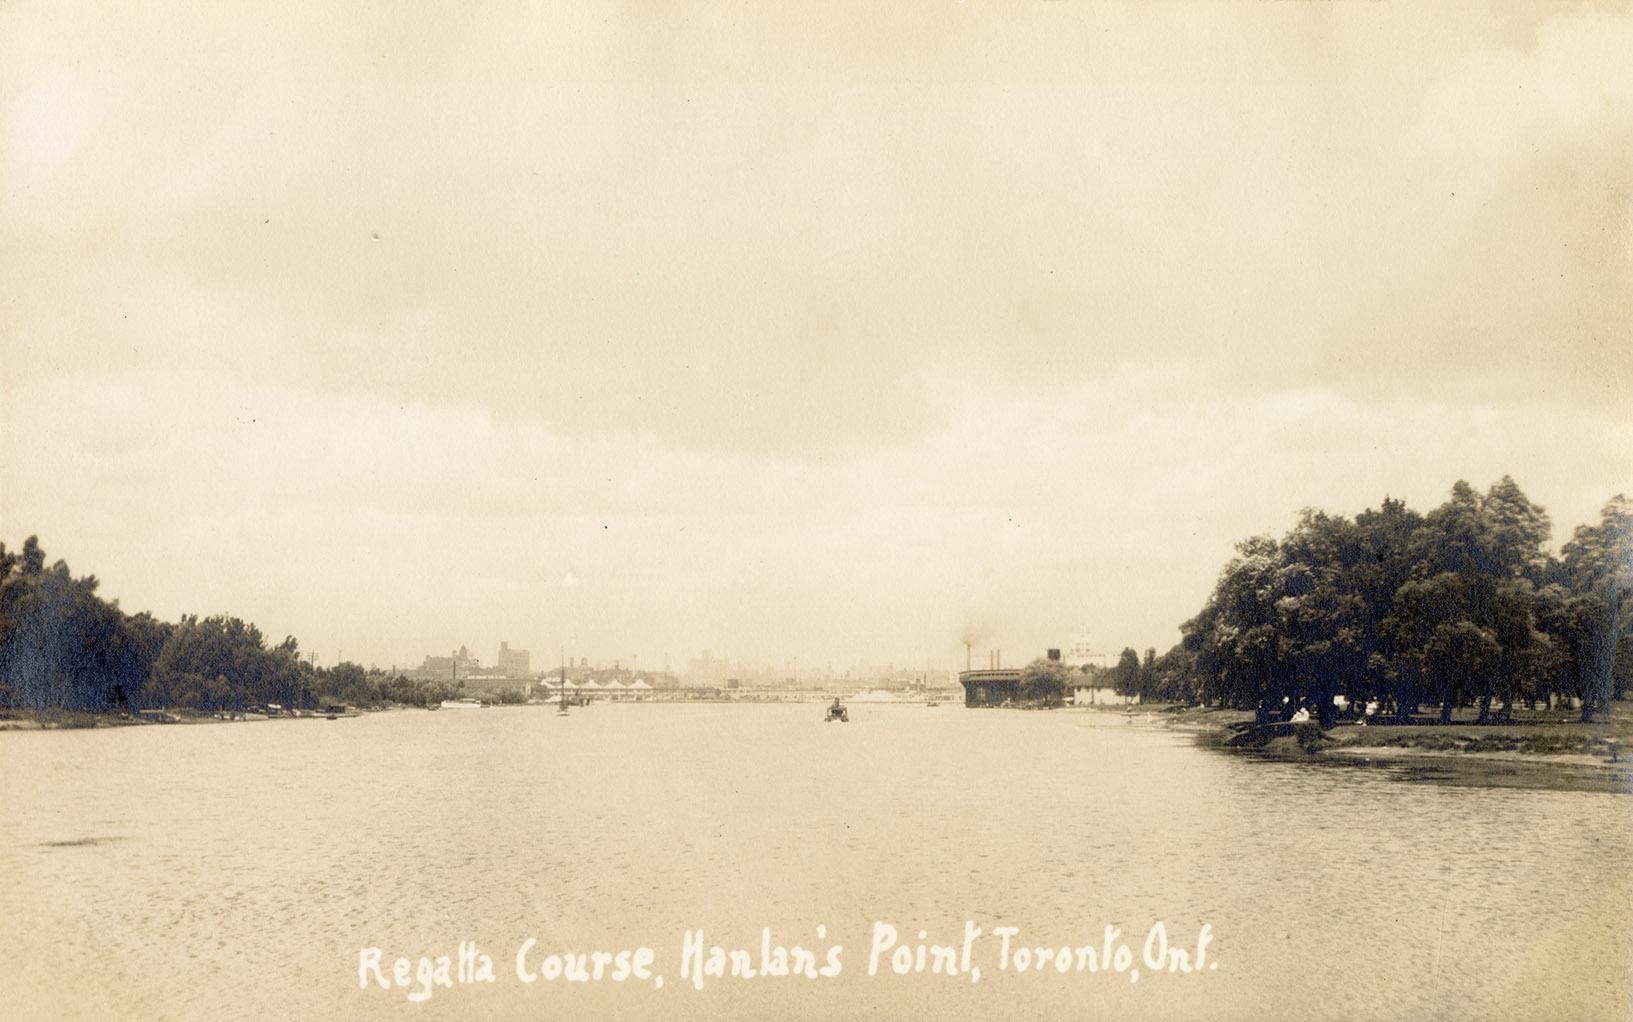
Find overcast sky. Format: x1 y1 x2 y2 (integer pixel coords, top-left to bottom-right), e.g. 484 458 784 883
3 1 1630 675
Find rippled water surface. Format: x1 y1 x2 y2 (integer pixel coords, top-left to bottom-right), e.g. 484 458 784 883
3 704 1630 1020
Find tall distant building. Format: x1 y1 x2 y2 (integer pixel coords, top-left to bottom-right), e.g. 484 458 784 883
496 642 531 678
686 650 731 686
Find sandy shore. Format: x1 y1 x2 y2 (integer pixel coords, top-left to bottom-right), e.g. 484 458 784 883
0 708 146 730
0 707 377 730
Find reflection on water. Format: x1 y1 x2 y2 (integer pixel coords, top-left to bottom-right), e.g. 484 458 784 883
3 704 1629 1021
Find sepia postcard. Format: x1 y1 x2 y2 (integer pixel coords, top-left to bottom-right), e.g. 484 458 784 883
2 2 1630 1019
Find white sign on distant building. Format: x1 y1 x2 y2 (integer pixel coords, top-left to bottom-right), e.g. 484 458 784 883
1065 630 1107 669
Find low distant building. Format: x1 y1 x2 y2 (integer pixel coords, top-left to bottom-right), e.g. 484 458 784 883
409 645 483 682
462 674 532 698
1070 683 1138 707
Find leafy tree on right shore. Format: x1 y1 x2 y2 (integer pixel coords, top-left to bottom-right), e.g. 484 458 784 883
1112 647 1141 697
1558 495 1632 720
1174 480 1629 726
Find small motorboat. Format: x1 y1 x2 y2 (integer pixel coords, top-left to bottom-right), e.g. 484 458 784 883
824 700 849 723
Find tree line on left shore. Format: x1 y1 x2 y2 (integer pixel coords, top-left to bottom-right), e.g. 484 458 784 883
0 537 457 713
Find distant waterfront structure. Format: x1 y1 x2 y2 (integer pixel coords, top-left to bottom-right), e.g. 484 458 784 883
960 647 1075 707
960 647 1024 706
958 666 1023 706
462 673 533 699
496 642 531 678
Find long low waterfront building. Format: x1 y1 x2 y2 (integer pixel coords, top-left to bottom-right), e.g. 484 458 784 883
461 675 531 697
958 669 1139 707
539 678 655 700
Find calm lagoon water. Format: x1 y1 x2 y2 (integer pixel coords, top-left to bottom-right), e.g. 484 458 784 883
3 703 1630 1021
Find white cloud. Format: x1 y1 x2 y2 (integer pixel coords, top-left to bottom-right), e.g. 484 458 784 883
3 2 1629 672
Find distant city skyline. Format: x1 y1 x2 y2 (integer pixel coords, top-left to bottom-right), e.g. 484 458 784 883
355 641 962 685
4 3 1628 679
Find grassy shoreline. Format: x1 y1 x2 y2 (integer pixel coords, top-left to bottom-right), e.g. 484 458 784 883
1078 701 1633 794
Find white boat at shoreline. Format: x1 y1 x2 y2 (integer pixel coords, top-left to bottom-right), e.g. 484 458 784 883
439 698 486 710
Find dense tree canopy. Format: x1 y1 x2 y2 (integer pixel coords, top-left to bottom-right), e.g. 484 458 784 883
0 537 149 710
1168 481 1629 725
0 536 455 713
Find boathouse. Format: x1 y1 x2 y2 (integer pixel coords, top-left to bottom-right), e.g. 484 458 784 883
958 668 1023 706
